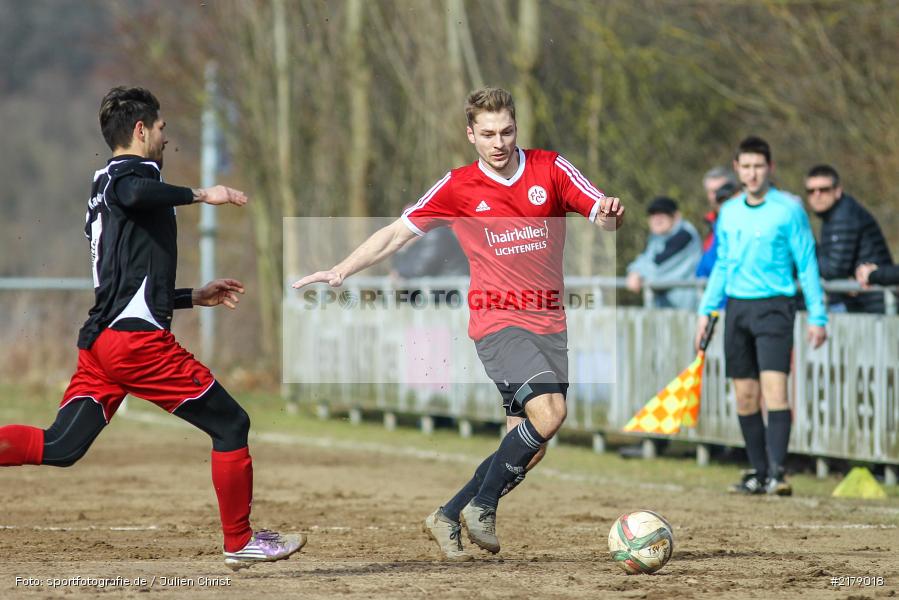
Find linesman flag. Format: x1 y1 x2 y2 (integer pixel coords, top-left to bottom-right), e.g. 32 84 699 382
623 312 719 435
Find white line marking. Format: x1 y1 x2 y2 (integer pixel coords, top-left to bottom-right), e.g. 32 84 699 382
761 523 897 530
120 411 684 493
0 525 159 532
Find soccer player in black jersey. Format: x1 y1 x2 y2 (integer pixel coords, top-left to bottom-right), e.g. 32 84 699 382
0 87 303 571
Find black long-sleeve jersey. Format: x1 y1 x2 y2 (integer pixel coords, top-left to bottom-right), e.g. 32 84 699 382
77 155 195 349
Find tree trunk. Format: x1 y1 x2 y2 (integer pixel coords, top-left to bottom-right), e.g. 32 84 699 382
274 0 298 283
513 0 539 147
445 0 468 165
346 0 371 226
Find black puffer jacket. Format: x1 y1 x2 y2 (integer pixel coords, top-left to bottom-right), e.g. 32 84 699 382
815 194 892 313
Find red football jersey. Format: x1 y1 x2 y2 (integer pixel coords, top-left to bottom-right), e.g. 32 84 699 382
402 148 606 340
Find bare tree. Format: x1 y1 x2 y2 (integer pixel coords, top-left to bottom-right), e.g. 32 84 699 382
345 0 371 222
513 0 540 147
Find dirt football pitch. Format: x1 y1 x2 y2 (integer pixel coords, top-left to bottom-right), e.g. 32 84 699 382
1 391 897 599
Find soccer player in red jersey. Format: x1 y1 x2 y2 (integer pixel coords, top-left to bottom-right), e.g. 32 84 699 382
293 87 624 560
0 87 303 571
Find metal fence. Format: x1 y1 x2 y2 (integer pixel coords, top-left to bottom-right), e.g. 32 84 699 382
284 276 899 477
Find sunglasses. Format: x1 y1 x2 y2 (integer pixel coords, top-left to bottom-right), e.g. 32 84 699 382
805 185 834 195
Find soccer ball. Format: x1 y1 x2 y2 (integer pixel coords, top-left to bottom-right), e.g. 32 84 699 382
608 510 674 574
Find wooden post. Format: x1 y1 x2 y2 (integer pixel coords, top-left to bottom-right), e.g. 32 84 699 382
420 415 434 435
696 444 710 467
383 412 397 432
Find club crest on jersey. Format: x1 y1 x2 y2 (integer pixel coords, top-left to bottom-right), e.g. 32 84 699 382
528 185 547 206
475 200 491 212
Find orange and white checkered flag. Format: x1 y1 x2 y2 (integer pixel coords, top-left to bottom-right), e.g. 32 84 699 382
623 312 719 435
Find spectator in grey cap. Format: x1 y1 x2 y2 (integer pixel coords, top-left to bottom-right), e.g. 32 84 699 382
626 196 702 309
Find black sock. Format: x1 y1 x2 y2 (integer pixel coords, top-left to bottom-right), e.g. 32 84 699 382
766 409 792 476
738 412 769 480
473 420 546 510
442 453 494 522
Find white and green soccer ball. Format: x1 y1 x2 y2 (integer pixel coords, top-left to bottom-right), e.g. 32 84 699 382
608 510 674 574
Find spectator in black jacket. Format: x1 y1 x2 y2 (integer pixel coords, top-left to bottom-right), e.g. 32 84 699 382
806 164 892 313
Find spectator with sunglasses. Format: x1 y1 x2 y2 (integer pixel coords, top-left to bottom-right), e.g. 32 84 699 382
805 164 892 314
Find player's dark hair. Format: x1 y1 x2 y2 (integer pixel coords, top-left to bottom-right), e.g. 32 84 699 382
99 86 160 151
465 87 516 127
735 136 771 164
806 164 840 186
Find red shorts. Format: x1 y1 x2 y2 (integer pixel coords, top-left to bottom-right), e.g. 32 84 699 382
61 329 215 422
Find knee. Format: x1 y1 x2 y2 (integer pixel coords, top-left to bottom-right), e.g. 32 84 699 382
734 386 760 414
734 395 756 414
41 401 105 468
41 432 90 468
218 407 250 451
531 397 567 439
235 408 251 441
46 455 83 468
548 402 567 435
180 384 252 452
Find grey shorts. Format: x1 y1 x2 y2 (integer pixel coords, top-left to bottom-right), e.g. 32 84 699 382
474 326 569 416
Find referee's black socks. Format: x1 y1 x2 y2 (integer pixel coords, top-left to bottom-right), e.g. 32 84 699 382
473 420 546 510
738 412 769 481
766 409 792 476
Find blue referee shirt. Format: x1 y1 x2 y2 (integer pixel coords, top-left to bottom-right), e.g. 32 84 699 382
698 187 828 326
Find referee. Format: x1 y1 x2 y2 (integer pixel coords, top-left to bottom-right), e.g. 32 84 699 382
696 136 827 496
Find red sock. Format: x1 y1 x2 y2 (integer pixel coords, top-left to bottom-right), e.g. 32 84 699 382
0 425 44 466
211 447 254 552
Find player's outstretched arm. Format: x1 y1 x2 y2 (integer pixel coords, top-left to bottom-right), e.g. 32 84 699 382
192 278 246 309
595 196 625 231
292 218 417 289
192 185 248 207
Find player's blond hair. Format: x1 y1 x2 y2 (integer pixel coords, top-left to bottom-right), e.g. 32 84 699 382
465 87 516 127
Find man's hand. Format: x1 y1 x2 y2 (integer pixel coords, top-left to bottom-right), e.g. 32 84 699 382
807 325 827 349
193 185 248 207
694 314 709 353
292 270 344 289
192 278 245 309
596 196 625 231
855 263 878 289
626 272 642 293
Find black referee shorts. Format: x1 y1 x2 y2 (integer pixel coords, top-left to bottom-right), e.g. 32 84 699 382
724 296 796 378
474 326 569 417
